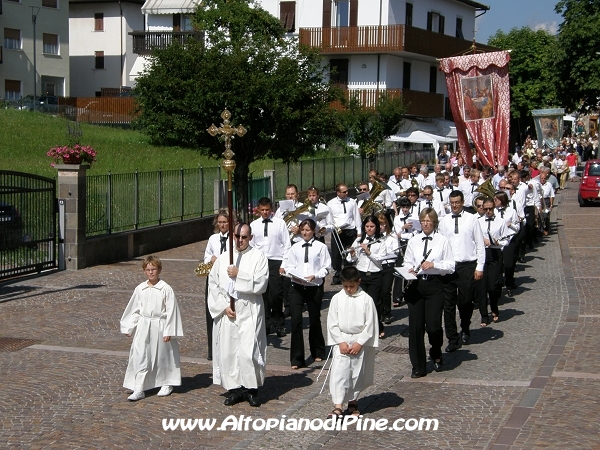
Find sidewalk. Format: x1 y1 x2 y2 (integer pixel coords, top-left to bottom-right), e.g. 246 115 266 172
0 186 598 449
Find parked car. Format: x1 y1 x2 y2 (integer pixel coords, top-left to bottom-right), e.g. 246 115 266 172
578 159 600 206
0 202 23 249
18 95 59 113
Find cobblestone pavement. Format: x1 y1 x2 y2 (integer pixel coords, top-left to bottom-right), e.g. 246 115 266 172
0 185 599 449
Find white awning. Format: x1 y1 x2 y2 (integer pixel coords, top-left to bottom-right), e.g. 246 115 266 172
387 130 457 152
129 56 151 80
141 0 199 14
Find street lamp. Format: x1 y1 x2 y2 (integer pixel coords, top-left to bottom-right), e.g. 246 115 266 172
31 6 41 112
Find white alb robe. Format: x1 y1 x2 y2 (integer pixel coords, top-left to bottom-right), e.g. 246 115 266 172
208 246 269 390
327 287 379 404
120 279 183 392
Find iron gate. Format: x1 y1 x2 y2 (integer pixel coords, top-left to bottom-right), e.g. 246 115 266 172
0 171 57 279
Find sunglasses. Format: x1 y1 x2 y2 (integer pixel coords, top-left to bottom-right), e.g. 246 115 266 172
234 234 250 239
359 188 369 192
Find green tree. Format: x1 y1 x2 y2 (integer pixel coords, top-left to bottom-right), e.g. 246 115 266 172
488 27 559 143
134 0 340 219
555 0 600 112
338 92 406 158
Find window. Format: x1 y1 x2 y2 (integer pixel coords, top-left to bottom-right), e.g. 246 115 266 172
42 0 58 8
173 14 181 31
181 15 193 31
280 1 296 33
43 33 59 54
429 66 437 93
456 17 464 39
94 13 104 31
95 51 104 69
4 79 21 101
405 3 413 26
334 0 357 27
427 12 445 34
330 59 349 85
4 28 21 50
402 62 411 89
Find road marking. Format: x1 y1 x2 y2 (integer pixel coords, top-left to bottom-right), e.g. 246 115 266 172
553 371 600 380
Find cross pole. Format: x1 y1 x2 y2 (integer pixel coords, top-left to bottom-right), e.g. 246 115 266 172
207 109 247 311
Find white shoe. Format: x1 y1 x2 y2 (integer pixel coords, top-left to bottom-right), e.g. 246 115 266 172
127 391 145 401
157 385 173 397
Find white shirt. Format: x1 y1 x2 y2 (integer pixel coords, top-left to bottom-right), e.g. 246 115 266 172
496 206 520 235
525 179 542 209
540 181 555 204
438 210 486 271
492 173 506 190
327 196 360 231
275 200 305 243
250 216 291 260
347 235 387 273
310 202 335 238
204 232 230 263
477 214 508 249
402 232 455 276
381 233 399 264
281 238 331 286
458 180 481 207
393 212 418 241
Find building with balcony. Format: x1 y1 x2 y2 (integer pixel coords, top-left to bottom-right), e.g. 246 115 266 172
1 0 70 100
69 0 144 97
258 0 495 121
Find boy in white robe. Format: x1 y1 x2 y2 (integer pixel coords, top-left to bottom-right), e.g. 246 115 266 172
327 266 379 418
121 255 183 401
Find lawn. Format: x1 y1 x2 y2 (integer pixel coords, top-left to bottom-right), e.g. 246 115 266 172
0 109 276 178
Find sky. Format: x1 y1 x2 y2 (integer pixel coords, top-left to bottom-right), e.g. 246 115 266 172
475 0 563 44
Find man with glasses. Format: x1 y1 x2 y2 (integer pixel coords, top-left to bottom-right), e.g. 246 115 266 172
328 183 360 285
208 223 269 407
438 191 485 351
422 185 446 218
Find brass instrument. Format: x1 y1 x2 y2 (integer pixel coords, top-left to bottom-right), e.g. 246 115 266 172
474 178 496 199
411 177 419 189
283 198 315 229
195 261 213 277
360 179 391 220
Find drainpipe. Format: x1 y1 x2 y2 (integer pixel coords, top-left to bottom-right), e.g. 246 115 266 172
376 0 382 96
119 0 124 87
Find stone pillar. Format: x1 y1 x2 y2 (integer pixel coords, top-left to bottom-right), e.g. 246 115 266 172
55 164 89 270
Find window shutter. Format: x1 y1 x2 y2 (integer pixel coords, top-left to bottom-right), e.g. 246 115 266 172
42 0 57 8
323 0 331 28
94 13 104 31
4 28 20 40
427 12 432 31
95 51 104 69
429 66 437 93
439 15 445 34
349 0 358 27
280 2 296 32
5 79 20 93
43 33 57 46
405 3 413 26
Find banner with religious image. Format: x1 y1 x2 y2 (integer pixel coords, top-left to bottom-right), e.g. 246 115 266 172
439 51 511 168
531 108 564 150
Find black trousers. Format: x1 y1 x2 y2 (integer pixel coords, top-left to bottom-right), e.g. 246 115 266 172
503 239 517 287
392 240 408 303
477 248 504 319
204 280 213 359
443 260 476 344
289 284 326 367
405 276 444 374
522 205 536 250
330 229 357 275
380 265 395 318
263 259 284 330
359 271 383 327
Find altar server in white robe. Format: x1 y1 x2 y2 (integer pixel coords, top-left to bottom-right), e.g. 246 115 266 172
121 255 183 401
208 223 269 407
326 266 379 418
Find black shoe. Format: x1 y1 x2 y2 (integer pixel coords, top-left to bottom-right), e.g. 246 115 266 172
283 308 291 318
506 289 513 297
383 315 393 325
445 342 460 353
433 358 443 372
224 391 244 406
245 393 261 407
410 369 426 379
461 332 470 345
518 257 525 263
276 327 287 338
506 283 516 290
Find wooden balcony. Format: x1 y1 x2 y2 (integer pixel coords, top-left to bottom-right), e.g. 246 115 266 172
299 25 496 58
333 88 444 118
129 31 204 55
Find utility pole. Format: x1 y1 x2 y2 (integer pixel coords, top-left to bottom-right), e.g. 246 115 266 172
31 6 41 112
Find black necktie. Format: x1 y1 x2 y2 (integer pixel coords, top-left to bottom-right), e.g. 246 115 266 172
437 189 444 201
401 214 410 223
302 242 311 263
427 201 432 208
219 235 227 254
263 218 271 237
366 236 374 248
452 213 460 234
486 217 495 243
422 236 432 257
341 199 346 214
498 208 505 218
471 183 478 193
512 200 517 210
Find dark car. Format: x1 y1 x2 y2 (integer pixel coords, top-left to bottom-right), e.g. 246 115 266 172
578 159 600 206
18 95 59 113
0 202 23 249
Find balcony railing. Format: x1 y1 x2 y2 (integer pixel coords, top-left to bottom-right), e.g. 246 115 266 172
299 25 496 58
332 88 444 118
130 31 204 55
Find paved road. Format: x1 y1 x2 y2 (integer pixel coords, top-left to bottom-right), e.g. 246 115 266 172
1 186 598 449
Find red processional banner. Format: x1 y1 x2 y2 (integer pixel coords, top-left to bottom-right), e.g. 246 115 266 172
439 51 511 168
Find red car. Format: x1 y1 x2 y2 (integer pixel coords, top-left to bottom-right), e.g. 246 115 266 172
578 160 600 206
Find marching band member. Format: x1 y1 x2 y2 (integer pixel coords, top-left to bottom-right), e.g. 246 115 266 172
458 168 482 213
274 184 303 244
494 190 520 295
306 186 334 242
377 212 399 325
281 219 331 369
347 215 387 339
402 208 455 377
392 197 419 306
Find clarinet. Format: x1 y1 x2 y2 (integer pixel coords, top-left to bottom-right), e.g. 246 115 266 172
402 249 432 294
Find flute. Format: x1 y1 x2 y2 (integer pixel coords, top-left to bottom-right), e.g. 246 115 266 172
341 236 386 256
403 249 432 293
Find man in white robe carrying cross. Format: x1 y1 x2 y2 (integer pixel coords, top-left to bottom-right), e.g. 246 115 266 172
208 223 269 407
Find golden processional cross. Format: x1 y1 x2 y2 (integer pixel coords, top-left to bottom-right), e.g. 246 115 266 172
207 109 247 311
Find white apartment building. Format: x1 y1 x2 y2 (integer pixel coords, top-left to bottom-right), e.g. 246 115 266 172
69 0 144 97
259 0 493 119
1 0 70 100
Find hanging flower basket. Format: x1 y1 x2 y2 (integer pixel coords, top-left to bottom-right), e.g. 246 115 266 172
47 144 97 167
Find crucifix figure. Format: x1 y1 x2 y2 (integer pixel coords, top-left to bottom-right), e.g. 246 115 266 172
207 109 247 311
